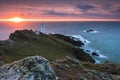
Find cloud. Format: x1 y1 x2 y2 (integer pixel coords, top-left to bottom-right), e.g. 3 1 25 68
115 7 120 13
41 7 83 16
43 10 71 16
76 5 95 11
75 2 120 19
0 0 120 19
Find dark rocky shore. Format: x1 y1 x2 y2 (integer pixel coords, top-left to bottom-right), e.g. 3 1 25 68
0 30 120 80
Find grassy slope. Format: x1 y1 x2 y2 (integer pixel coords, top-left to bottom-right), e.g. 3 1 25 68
0 30 95 64
0 30 77 63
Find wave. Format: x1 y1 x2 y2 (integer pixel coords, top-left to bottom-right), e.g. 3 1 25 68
99 54 108 58
71 34 108 64
94 58 101 64
71 35 91 44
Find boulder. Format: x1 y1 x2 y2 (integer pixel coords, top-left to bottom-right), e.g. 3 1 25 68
85 29 95 33
0 56 57 80
86 50 90 52
92 52 99 56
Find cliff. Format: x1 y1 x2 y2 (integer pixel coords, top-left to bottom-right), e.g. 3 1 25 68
0 30 94 64
0 30 119 80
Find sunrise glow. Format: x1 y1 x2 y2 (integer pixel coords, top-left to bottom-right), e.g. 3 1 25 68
0 17 120 23
0 17 27 23
9 17 26 23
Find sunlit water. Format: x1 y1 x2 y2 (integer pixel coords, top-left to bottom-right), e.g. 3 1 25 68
0 21 120 64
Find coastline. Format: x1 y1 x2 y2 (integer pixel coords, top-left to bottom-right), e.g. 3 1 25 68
0 30 120 80
0 32 108 64
71 34 108 64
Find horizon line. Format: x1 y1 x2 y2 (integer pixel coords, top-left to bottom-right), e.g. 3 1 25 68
0 18 120 22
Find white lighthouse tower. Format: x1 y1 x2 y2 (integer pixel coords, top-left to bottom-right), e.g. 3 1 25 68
40 23 45 33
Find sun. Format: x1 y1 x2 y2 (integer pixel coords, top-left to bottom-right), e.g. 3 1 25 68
8 17 26 23
0 17 42 23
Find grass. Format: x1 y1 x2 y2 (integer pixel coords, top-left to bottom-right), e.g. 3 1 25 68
0 30 95 64
0 31 77 63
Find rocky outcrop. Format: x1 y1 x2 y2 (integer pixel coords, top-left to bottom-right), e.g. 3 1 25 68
52 34 84 47
92 52 99 56
0 56 57 80
52 56 113 80
97 62 120 75
78 70 112 80
84 29 98 33
9 30 38 41
51 34 95 63
73 48 95 63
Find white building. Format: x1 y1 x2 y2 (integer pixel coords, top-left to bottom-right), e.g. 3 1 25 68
40 23 45 33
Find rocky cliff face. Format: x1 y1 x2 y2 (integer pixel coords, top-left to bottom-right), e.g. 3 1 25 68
0 56 57 80
51 34 84 47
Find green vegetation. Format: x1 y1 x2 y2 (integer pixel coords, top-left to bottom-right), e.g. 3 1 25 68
0 30 94 64
0 30 119 80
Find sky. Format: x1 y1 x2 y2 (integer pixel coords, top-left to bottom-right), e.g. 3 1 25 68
0 0 120 21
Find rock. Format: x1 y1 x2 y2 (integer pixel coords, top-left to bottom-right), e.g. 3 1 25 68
0 61 5 65
84 29 98 34
98 62 120 75
0 56 57 80
86 30 95 33
92 52 99 56
73 48 95 63
78 70 112 80
6 39 15 43
111 75 120 80
0 51 4 56
87 30 94 32
66 56 80 65
53 57 113 80
0 41 5 45
9 30 38 41
86 50 90 52
52 34 84 47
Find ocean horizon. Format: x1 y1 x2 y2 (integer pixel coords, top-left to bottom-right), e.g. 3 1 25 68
0 21 120 64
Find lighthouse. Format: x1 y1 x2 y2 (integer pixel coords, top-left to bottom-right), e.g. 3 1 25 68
40 23 45 33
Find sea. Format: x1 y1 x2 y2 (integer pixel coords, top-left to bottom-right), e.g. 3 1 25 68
0 21 120 64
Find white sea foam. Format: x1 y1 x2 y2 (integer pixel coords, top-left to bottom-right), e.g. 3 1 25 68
92 50 108 59
94 59 101 64
99 54 108 58
70 34 108 63
71 35 91 44
93 30 98 33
